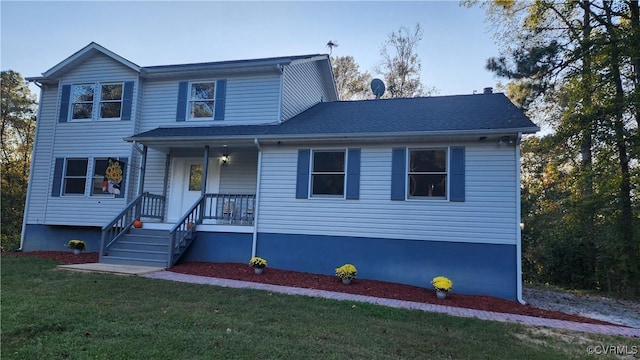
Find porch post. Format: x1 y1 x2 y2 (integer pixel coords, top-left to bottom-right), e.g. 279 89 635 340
162 154 170 222
202 145 210 196
137 145 148 195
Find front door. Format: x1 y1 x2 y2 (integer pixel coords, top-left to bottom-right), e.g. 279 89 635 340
168 158 220 222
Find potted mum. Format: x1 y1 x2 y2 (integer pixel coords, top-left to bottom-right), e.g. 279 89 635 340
335 264 357 284
67 239 86 255
249 256 267 274
432 276 453 299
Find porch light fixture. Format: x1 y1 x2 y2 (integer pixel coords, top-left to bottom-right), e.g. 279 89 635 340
221 153 229 165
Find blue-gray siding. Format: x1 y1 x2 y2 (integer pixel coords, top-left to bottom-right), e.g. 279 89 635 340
257 142 518 245
25 53 139 226
140 74 281 130
281 61 333 121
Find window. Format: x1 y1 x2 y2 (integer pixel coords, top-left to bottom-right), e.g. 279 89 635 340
91 158 124 196
99 83 123 118
53 157 125 197
311 150 345 196
71 84 95 120
91 158 109 195
408 149 447 198
188 165 203 191
189 82 215 118
63 159 88 195
63 82 132 122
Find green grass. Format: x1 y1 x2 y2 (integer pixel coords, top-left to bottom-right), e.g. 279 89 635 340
2 257 638 359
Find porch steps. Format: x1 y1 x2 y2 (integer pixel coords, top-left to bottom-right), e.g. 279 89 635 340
101 229 173 268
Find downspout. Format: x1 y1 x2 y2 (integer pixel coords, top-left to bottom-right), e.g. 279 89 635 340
251 138 263 257
515 132 526 304
277 64 284 123
19 82 44 251
134 143 147 195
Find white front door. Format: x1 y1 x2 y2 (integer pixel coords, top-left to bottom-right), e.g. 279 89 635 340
168 158 220 222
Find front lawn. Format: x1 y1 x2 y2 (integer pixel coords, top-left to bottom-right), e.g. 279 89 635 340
1 257 634 359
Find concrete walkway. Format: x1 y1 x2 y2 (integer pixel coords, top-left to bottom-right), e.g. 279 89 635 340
145 271 640 338
58 263 639 337
57 263 164 276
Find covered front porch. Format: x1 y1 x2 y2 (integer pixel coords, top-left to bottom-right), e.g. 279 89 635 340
100 140 261 267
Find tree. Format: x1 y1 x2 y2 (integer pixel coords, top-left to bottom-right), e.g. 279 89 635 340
331 55 372 100
470 0 640 296
375 23 433 98
1 70 37 252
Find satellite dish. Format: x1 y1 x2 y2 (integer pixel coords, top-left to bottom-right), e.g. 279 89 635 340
371 78 385 99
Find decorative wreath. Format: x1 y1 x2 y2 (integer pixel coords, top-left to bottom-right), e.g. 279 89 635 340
105 160 123 183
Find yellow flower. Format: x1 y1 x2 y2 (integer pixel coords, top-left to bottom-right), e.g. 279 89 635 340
249 257 267 268
67 239 86 251
335 264 357 280
432 276 453 292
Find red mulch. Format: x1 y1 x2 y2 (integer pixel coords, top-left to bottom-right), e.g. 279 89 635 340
3 251 619 326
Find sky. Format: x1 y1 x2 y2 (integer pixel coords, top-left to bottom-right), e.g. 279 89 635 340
1 1 503 98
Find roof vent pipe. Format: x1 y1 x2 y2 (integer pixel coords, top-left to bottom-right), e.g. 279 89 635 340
483 87 493 94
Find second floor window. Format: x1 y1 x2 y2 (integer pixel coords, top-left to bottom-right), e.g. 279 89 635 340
68 82 125 121
189 82 215 118
71 84 95 120
100 83 123 118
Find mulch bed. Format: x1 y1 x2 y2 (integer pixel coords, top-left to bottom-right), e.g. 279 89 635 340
4 251 620 326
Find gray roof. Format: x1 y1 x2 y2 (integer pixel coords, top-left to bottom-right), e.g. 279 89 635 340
127 93 538 142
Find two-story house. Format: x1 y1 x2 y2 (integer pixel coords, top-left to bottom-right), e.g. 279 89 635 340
23 42 538 301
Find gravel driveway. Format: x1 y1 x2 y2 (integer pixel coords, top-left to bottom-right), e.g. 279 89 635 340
523 286 640 328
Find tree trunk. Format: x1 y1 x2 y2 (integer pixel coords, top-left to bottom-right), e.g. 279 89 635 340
629 0 640 129
580 0 597 280
605 1 637 296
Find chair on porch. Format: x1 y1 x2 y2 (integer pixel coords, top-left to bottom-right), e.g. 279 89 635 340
223 200 235 224
243 201 254 225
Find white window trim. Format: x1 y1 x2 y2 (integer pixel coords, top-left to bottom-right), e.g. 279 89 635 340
187 80 217 121
67 82 124 122
406 147 449 201
309 149 347 199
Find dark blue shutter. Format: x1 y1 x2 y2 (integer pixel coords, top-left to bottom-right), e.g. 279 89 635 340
296 149 310 199
52 158 64 197
346 148 360 200
117 157 128 198
176 81 188 121
391 148 406 201
450 147 465 202
58 85 71 122
121 81 134 120
214 79 227 120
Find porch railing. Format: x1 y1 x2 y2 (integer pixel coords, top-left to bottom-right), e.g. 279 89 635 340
100 192 166 261
202 193 256 225
140 192 165 220
168 195 204 266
